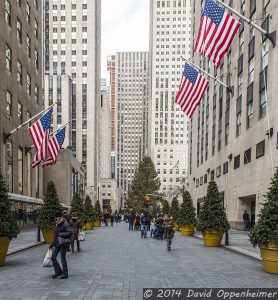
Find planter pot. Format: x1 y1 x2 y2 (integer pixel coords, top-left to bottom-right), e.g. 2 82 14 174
41 229 55 244
85 222 94 230
0 237 10 266
173 224 180 231
202 230 224 247
94 220 101 227
259 244 278 274
180 224 194 236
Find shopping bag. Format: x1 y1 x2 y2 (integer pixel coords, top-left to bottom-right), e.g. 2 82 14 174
43 248 53 267
78 231 86 241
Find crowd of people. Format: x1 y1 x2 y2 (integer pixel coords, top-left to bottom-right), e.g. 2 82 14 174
125 212 175 251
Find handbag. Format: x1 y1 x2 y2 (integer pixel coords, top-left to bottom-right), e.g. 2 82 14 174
57 236 71 247
43 248 53 267
78 231 86 241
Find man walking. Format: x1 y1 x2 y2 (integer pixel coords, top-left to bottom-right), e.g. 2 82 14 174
163 215 174 251
140 213 148 238
243 210 250 231
69 216 82 253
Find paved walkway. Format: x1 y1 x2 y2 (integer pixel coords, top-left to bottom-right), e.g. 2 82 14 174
1 223 277 300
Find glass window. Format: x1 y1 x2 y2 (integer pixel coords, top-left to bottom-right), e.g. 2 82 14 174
6 140 13 192
17 60 22 84
6 44 12 72
35 49 38 69
34 19 38 39
6 91 12 116
18 102 23 123
18 147 23 194
26 2 30 24
26 35 31 57
27 74 31 95
17 19 22 44
5 0 11 26
27 152 31 196
260 89 266 119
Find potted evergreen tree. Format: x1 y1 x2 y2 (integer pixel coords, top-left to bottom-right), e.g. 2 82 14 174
94 200 102 227
170 197 180 231
37 181 63 244
249 168 278 274
177 190 196 236
162 199 170 215
0 175 19 266
197 181 229 247
70 193 85 228
84 195 94 230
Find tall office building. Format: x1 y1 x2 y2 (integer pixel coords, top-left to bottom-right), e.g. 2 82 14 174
188 1 278 229
116 52 149 196
149 0 191 197
44 0 101 194
0 0 43 197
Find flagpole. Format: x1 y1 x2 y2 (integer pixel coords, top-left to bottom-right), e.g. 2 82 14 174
183 58 233 95
214 0 276 47
4 103 57 143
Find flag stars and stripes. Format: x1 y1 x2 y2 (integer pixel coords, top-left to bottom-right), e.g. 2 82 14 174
203 0 225 26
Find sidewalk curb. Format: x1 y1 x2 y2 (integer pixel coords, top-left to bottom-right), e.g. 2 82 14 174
193 235 261 261
7 242 45 256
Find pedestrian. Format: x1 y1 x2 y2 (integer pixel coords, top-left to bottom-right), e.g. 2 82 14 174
243 210 250 231
104 212 109 226
140 213 148 238
110 214 114 227
163 215 174 251
128 214 134 230
62 210 71 252
69 216 82 253
50 211 72 279
156 214 164 239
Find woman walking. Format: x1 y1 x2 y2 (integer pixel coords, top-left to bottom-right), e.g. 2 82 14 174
70 216 82 253
163 215 174 251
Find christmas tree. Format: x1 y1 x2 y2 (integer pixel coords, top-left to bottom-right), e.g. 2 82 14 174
249 168 278 247
177 190 196 226
0 175 19 239
170 197 180 223
84 195 95 223
94 200 103 220
70 193 85 223
162 199 170 215
37 181 63 229
196 181 229 232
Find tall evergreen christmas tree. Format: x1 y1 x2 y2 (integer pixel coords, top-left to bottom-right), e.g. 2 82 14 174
94 200 103 220
249 168 278 246
196 181 229 232
0 175 19 239
37 181 63 229
162 199 170 215
177 190 196 226
70 193 85 223
170 197 180 222
126 156 160 212
84 195 95 223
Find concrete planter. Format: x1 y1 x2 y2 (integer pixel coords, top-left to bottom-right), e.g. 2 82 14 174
0 237 10 266
259 244 278 274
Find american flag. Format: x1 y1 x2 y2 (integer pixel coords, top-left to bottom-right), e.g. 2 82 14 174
194 0 240 68
28 108 53 151
175 63 209 118
31 129 49 168
42 127 66 167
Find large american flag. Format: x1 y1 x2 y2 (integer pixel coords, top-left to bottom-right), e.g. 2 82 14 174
42 127 66 167
194 0 240 68
31 129 49 168
175 63 209 118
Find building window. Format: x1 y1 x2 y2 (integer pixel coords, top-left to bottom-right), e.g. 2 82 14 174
34 19 38 39
5 0 11 26
196 179 199 187
6 45 12 72
27 74 31 96
18 102 23 123
6 91 12 116
26 2 30 24
244 148 252 164
247 83 253 129
17 19 22 44
223 162 228 174
234 154 240 169
26 35 31 58
210 170 215 181
256 140 265 158
216 166 221 177
204 174 207 183
6 140 13 191
259 67 267 119
35 50 39 69
17 61 22 84
34 0 38 9
236 96 242 137
27 152 31 196
35 85 39 104
18 147 23 194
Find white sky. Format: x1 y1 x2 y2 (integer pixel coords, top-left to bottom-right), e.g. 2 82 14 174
101 0 149 78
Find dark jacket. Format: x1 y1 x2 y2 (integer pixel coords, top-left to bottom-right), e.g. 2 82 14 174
163 219 174 238
243 212 249 221
70 219 82 240
140 215 149 225
52 219 72 248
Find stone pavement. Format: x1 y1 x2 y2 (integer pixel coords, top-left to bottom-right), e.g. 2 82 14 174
0 223 277 300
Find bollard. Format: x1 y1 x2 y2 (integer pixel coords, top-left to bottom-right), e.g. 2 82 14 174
37 227 41 242
225 230 229 246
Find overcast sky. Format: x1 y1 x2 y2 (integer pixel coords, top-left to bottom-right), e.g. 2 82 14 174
101 0 149 78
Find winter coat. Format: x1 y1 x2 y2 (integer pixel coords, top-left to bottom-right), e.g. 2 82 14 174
51 219 72 248
70 219 82 240
163 219 174 238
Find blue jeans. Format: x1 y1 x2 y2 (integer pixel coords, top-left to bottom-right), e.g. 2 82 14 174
129 223 134 230
165 237 173 249
51 246 68 276
141 224 148 237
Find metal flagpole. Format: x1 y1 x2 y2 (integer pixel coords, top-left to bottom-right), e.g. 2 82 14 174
4 103 57 142
214 0 276 47
183 58 234 95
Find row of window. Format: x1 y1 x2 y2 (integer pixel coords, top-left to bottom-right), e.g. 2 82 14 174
52 3 87 10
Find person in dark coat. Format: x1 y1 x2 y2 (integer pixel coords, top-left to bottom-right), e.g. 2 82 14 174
128 214 135 230
243 210 250 231
70 216 82 253
110 214 114 226
163 215 174 251
50 212 72 279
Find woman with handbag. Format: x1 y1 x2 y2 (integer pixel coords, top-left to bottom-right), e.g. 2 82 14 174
50 211 72 279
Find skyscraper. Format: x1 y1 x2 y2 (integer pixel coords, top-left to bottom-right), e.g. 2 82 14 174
149 0 191 197
116 52 149 197
45 0 101 194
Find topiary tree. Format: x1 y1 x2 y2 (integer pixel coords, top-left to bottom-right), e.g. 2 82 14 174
177 190 196 226
70 193 85 223
249 168 278 247
196 181 229 232
94 200 103 220
162 199 170 215
84 195 94 223
170 197 180 223
0 175 19 239
37 181 63 230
